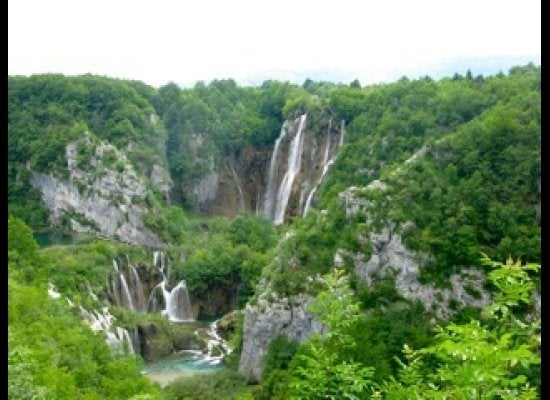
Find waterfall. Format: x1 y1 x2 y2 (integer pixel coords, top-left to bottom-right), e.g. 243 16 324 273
164 281 194 322
109 251 194 322
255 192 261 216
302 159 335 217
119 273 135 311
264 122 288 219
273 114 307 224
132 327 141 355
153 251 159 269
204 319 233 365
80 306 134 355
47 283 61 299
122 328 135 354
110 269 122 307
109 257 145 312
129 265 145 312
339 119 346 146
147 251 194 322
303 118 342 217
228 161 245 212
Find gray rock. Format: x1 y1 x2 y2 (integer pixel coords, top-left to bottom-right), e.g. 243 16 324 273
338 222 490 320
30 136 163 248
193 172 219 203
238 291 324 382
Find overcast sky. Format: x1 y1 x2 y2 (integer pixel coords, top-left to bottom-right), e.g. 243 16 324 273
8 0 541 87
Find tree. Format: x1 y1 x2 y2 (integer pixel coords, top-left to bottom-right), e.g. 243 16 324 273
350 79 362 89
288 269 374 399
377 256 541 398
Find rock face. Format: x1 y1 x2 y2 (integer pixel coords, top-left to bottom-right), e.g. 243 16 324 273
150 164 173 201
30 134 163 248
238 292 325 382
186 147 270 217
179 112 345 222
337 184 491 320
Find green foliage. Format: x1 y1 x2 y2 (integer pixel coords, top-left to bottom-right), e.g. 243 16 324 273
170 214 276 306
265 207 365 296
287 269 374 399
258 335 300 399
163 369 252 400
8 74 168 230
8 218 162 399
314 65 540 284
377 257 541 398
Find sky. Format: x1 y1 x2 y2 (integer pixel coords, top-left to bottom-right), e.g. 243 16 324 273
8 0 541 88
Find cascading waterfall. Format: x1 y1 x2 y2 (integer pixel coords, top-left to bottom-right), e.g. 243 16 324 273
164 281 194 322
273 114 307 224
302 119 345 217
148 251 194 322
264 121 288 219
302 159 335 217
108 256 149 313
204 319 233 365
119 273 135 311
79 305 135 354
128 264 145 312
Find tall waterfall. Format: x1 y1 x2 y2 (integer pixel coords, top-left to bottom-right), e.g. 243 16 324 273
265 114 307 224
148 251 194 322
264 121 288 220
302 119 345 217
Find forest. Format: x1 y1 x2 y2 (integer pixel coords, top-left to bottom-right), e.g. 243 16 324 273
8 64 540 399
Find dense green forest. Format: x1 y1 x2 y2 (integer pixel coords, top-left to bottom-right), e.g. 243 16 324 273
8 64 540 399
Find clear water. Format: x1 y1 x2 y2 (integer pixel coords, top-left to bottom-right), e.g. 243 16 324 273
33 231 81 247
142 350 225 386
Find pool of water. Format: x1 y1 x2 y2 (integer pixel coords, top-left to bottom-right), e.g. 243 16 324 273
33 231 96 247
142 350 226 387
34 231 80 247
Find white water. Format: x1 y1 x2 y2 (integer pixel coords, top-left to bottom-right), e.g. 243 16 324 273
303 159 335 217
47 283 61 299
148 252 194 322
339 119 345 147
264 121 288 219
119 273 135 311
129 265 145 312
80 305 135 354
303 118 342 217
153 251 159 270
273 114 307 224
204 319 233 365
228 161 245 212
142 320 232 386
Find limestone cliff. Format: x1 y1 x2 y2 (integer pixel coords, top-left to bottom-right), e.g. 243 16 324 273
237 148 493 381
238 290 325 382
30 134 164 248
178 112 345 222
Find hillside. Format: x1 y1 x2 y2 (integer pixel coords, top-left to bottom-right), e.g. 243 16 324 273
8 64 541 399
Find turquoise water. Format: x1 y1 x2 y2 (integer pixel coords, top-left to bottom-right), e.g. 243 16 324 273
33 231 95 247
34 231 79 247
142 351 225 386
